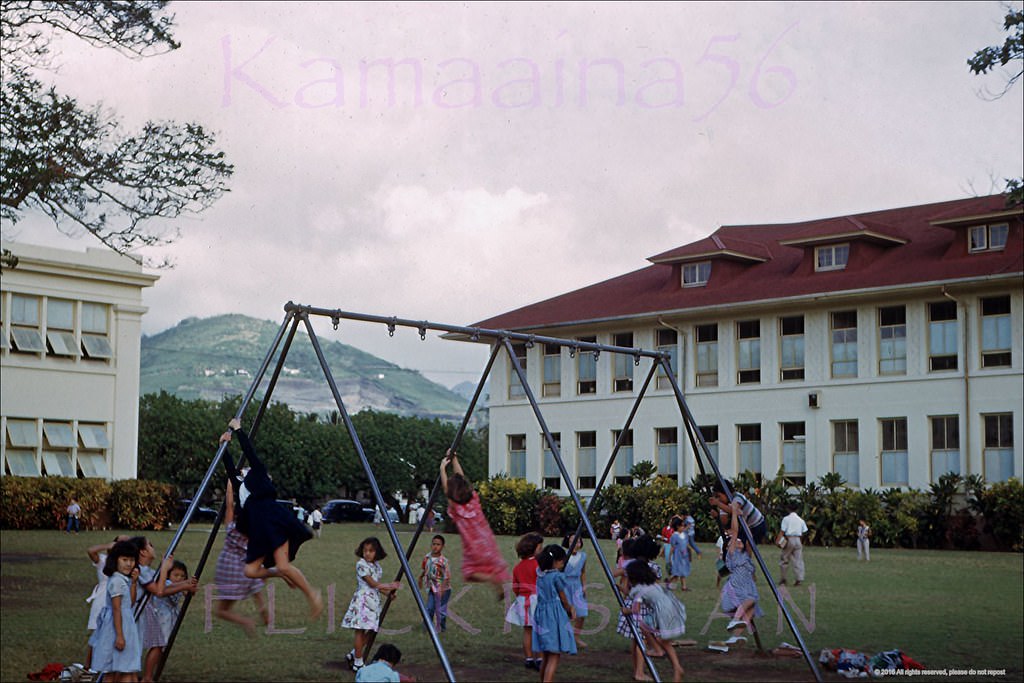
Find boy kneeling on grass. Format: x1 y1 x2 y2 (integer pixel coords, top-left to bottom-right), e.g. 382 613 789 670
356 644 416 683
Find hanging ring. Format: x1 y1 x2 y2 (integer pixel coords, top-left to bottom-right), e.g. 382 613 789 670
634 353 642 366
331 315 340 331
526 335 535 349
418 326 427 341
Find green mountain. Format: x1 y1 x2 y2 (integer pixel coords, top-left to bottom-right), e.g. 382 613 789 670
140 314 470 419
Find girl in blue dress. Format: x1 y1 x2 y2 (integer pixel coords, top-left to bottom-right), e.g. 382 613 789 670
532 544 576 682
669 516 702 591
561 533 588 648
720 500 764 644
88 541 142 682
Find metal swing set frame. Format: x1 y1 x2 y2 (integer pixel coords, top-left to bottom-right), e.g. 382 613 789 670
144 301 822 682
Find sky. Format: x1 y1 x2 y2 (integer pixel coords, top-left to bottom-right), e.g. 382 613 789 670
5 1 1023 388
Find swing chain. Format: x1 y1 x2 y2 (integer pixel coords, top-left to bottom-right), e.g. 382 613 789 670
634 351 642 366
387 317 397 337
331 315 340 331
569 344 577 359
418 324 427 341
470 329 480 342
525 334 535 349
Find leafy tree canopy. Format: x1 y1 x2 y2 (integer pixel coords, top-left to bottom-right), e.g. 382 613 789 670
968 4 1023 205
0 1 233 263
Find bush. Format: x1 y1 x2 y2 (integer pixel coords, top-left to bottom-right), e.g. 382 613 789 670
0 477 172 530
477 476 542 536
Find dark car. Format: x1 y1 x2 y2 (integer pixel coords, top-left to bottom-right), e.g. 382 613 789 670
176 498 219 523
322 499 375 523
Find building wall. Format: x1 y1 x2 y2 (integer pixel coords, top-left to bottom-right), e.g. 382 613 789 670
487 282 1023 491
1 242 158 480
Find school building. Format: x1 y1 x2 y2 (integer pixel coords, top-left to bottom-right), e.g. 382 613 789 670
1 242 158 480
471 194 1023 492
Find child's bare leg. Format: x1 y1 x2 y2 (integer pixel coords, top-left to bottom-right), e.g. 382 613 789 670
523 625 533 659
659 637 684 682
252 592 269 625
354 629 367 661
142 647 161 681
542 653 559 683
574 617 587 648
215 599 257 635
270 544 322 619
631 643 647 680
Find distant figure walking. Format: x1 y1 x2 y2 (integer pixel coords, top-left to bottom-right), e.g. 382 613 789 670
67 498 82 533
856 520 871 562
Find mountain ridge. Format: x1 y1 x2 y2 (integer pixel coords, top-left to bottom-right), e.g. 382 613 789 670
140 314 471 419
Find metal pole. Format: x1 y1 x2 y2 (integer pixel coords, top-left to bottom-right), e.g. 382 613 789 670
503 337 662 683
301 314 457 683
660 359 823 683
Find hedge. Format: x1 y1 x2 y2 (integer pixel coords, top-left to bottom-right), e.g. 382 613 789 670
0 477 176 530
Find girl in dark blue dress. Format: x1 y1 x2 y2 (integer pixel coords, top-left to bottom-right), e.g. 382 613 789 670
220 418 322 620
532 544 576 682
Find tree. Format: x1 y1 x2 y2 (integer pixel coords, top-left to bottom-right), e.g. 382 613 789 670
968 4 1023 205
0 1 233 262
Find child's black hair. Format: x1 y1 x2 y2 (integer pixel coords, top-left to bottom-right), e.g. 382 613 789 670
103 540 140 577
537 544 567 571
712 479 734 496
356 537 387 560
432 534 446 546
670 516 685 531
127 536 149 553
373 643 402 665
620 537 637 559
170 560 189 577
625 559 658 586
515 532 544 559
562 531 588 549
633 535 661 562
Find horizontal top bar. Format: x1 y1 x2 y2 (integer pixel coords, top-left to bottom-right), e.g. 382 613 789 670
284 302 670 359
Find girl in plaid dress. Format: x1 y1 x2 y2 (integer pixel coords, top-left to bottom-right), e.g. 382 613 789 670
214 479 268 635
440 449 510 597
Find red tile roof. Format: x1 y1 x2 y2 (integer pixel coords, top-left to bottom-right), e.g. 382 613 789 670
472 195 1022 331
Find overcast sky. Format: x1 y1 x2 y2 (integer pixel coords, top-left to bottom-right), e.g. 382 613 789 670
6 1 1023 388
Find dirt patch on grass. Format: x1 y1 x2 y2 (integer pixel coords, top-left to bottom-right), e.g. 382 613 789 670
329 642 822 682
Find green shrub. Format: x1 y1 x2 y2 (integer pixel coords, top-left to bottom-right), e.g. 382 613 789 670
109 479 176 530
0 477 112 530
536 493 563 536
478 475 541 535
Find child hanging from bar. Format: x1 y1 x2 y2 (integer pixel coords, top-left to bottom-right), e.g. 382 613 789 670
439 448 510 599
220 418 322 620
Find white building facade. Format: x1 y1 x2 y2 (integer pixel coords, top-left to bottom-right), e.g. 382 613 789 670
1 242 158 480
474 196 1023 492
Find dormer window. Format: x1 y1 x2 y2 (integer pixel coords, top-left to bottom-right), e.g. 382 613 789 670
682 261 711 287
815 244 849 271
969 223 1008 253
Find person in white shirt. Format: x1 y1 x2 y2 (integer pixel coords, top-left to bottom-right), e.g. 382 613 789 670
778 505 809 586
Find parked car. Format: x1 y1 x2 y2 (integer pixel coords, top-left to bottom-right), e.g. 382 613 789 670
176 498 219 523
322 499 375 523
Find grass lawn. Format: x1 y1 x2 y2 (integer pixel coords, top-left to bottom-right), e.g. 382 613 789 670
1 525 1021 682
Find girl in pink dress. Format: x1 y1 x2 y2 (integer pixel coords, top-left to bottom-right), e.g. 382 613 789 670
440 449 510 598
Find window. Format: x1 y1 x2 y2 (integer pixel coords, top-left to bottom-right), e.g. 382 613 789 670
613 332 634 392
833 420 859 486
78 423 110 478
737 424 762 475
781 422 806 485
542 344 561 397
779 315 805 380
969 223 1009 252
682 261 711 287
880 418 908 486
656 427 678 478
983 414 1014 482
695 324 718 387
543 432 562 489
80 302 112 359
831 310 858 378
930 416 960 481
577 431 597 489
655 328 678 390
699 425 719 466
10 294 44 353
576 336 597 395
612 429 634 485
928 301 958 371
42 421 75 477
5 419 40 477
508 343 527 399
46 298 78 357
878 306 906 375
508 434 527 479
815 243 850 271
981 296 1011 368
736 320 761 384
